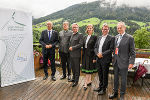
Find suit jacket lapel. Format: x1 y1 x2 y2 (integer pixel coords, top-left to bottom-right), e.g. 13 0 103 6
84 35 88 44
45 30 49 40
86 35 93 46
102 35 109 48
97 36 102 50
119 33 127 48
115 34 119 47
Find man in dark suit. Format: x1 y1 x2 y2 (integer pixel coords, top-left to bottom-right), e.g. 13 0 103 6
59 21 72 81
109 22 135 100
68 23 83 87
39 21 58 81
93 23 114 95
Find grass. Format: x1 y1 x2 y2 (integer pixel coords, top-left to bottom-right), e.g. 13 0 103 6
130 20 146 27
33 18 63 32
100 20 119 28
76 17 100 27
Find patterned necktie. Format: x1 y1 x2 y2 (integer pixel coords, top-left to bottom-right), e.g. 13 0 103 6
117 35 122 47
48 31 51 40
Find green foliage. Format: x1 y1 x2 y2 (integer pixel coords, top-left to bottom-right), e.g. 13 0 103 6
77 17 100 27
32 1 150 49
33 28 41 43
100 20 119 28
130 20 146 27
33 1 150 25
133 28 150 49
33 46 42 53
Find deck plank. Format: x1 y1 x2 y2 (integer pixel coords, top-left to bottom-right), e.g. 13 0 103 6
0 67 150 100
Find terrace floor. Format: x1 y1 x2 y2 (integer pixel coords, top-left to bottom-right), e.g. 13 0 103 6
0 67 150 100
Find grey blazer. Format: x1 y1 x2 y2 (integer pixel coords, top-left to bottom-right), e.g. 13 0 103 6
69 32 83 58
58 30 72 53
113 33 136 69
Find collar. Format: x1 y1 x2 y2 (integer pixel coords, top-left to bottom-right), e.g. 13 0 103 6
47 29 52 32
64 30 68 32
102 34 108 38
73 32 78 35
120 32 125 37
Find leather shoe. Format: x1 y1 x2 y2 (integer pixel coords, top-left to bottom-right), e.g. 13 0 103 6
109 92 118 99
93 87 102 92
60 75 66 80
68 79 75 82
119 95 124 100
43 76 48 80
51 76 56 81
68 75 71 81
98 89 106 95
72 82 78 87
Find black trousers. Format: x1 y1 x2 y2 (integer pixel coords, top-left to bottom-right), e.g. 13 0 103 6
97 59 110 90
70 57 80 83
43 50 56 76
114 61 128 95
59 52 71 76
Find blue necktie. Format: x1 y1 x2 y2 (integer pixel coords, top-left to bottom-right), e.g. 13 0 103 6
48 31 51 40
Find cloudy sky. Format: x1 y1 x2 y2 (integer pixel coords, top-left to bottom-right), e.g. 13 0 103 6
0 0 150 18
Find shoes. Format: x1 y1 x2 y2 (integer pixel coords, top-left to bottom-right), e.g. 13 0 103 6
109 92 118 99
68 79 75 82
98 89 106 95
60 75 66 80
93 87 102 92
72 82 78 87
51 76 56 81
68 75 71 81
43 75 48 80
87 82 92 86
119 95 124 100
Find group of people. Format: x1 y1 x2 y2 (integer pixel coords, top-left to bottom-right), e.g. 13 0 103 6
39 21 135 100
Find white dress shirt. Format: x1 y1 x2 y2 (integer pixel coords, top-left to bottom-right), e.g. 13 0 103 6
98 34 108 53
47 29 52 37
85 35 91 48
117 32 125 47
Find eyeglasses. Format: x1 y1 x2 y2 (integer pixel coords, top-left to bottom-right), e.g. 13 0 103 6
102 29 109 31
73 27 78 28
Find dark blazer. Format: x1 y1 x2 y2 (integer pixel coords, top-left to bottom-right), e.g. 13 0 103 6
113 33 135 69
69 32 83 58
94 35 114 64
83 35 97 59
39 30 58 54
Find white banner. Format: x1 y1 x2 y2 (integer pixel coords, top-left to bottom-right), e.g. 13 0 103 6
0 8 35 87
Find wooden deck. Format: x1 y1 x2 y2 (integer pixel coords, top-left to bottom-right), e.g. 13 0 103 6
0 67 150 100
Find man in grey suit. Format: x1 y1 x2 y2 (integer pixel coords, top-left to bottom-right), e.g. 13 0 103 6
109 22 136 100
59 21 72 81
68 23 83 87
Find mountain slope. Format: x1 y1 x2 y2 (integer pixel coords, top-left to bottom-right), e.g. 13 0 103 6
33 1 150 25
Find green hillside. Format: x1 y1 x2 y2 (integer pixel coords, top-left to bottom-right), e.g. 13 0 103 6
33 18 63 32
76 17 100 27
130 20 146 27
100 20 119 28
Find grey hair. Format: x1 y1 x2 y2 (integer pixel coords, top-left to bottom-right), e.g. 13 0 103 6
72 23 79 27
117 21 126 27
63 21 69 25
102 23 109 29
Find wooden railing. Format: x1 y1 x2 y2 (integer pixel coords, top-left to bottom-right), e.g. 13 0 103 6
33 44 150 70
